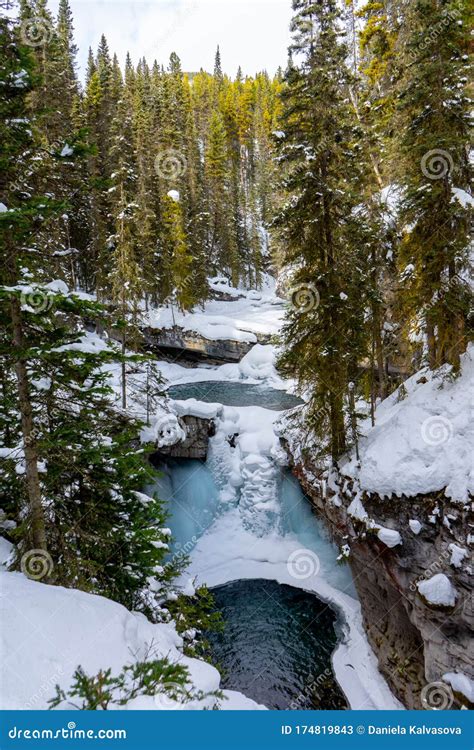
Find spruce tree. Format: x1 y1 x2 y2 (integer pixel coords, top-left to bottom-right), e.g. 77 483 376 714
394 0 472 370
276 0 369 462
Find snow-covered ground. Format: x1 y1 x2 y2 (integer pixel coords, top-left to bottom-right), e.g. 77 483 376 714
342 344 474 502
145 276 284 343
0 541 264 711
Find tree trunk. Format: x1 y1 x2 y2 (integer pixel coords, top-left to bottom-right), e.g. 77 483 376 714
426 319 437 369
121 329 127 410
10 298 48 551
330 387 346 464
373 312 386 399
370 246 386 399
348 87 383 189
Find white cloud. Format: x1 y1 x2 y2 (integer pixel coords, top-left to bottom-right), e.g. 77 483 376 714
50 0 293 79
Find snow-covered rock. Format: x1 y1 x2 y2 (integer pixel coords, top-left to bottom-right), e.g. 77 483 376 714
442 672 474 703
417 573 458 607
171 399 222 420
377 527 402 548
448 543 468 569
153 409 186 448
409 519 422 535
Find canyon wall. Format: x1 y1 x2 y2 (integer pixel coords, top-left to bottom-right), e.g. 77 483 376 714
284 445 473 710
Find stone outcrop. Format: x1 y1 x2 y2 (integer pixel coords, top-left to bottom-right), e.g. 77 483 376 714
151 414 215 461
142 326 271 364
283 441 473 710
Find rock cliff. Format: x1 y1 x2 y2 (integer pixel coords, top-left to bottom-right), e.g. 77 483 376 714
284 447 473 710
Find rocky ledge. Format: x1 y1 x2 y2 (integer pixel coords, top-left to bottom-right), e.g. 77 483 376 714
142 326 271 365
151 413 216 461
283 442 473 710
149 400 222 461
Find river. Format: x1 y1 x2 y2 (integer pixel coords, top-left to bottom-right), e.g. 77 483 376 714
147 381 359 709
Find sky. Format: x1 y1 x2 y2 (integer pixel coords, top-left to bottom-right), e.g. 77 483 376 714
48 0 294 79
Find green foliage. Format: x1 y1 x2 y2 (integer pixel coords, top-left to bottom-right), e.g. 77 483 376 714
0 287 178 612
275 0 371 462
393 0 472 371
48 655 221 710
166 584 224 660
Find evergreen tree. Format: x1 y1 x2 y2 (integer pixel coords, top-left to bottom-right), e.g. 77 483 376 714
108 89 143 408
213 45 223 85
276 0 369 462
393 0 472 370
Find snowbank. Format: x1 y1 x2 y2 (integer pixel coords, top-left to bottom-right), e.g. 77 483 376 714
344 345 474 502
442 672 474 703
0 570 264 711
145 274 284 343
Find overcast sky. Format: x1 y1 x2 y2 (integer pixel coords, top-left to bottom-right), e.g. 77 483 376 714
48 0 294 79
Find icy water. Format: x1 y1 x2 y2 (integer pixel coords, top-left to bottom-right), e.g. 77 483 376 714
148 380 355 709
151 461 354 595
151 459 220 554
167 381 303 411
206 579 347 710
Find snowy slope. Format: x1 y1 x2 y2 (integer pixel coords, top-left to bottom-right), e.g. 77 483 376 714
343 345 474 502
0 567 265 711
145 275 284 342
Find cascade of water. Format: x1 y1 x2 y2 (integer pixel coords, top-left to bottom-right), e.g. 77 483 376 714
146 384 355 595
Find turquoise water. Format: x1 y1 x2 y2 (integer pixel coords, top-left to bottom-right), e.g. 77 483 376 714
207 579 347 710
150 459 220 554
167 381 303 411
147 381 356 709
148 461 355 595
